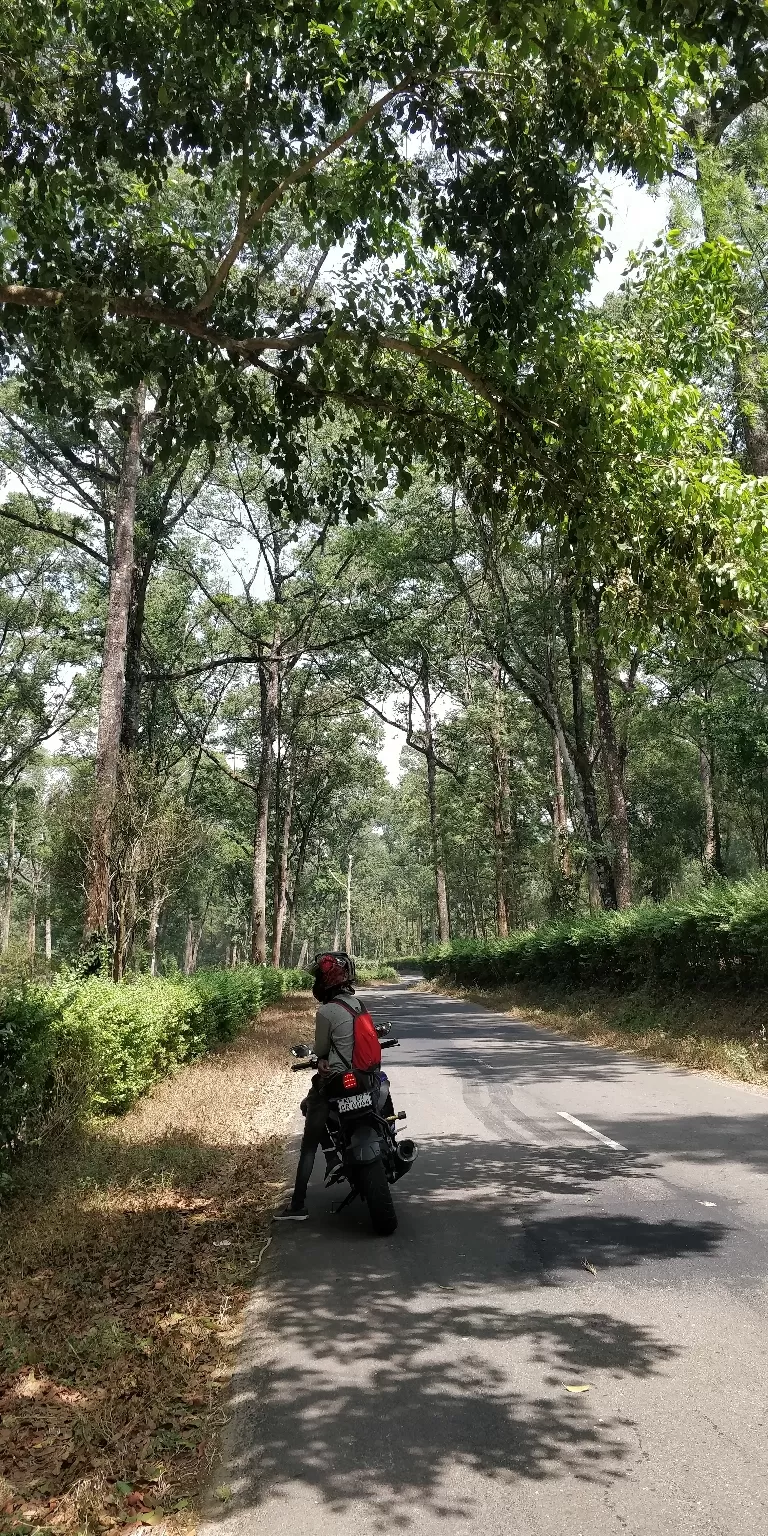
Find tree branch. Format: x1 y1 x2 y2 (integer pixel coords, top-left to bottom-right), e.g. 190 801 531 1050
191 81 414 315
0 407 112 515
0 286 520 418
0 498 108 565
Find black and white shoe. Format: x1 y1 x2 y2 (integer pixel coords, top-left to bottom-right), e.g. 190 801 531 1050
273 1205 308 1222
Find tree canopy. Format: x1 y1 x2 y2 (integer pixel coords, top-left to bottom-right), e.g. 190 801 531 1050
1 2 768 970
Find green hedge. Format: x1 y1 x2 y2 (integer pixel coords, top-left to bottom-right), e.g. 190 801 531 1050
355 960 399 982
0 965 311 1174
421 877 768 994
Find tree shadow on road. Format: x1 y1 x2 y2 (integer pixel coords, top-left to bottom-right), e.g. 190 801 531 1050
376 990 768 1175
603 1110 768 1174
379 990 652 1085
398 1135 727 1284
206 1132 728 1532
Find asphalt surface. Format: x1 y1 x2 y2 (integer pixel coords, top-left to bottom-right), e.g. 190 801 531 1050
203 981 768 1536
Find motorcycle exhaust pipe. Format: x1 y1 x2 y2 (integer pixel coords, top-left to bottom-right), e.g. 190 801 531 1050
393 1138 418 1181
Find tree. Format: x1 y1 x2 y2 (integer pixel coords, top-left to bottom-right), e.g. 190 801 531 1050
321 491 470 942
0 504 92 798
3 1 762 466
0 378 221 940
676 87 768 473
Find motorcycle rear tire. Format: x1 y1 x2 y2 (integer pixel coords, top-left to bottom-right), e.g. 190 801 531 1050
360 1158 398 1236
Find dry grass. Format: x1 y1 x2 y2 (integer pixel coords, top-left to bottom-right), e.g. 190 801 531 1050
421 979 768 1088
0 994 314 1536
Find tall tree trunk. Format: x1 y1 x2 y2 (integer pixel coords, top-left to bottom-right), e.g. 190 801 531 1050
84 383 146 938
250 647 280 965
27 864 39 965
1 801 16 956
183 889 212 975
490 669 510 938
112 876 132 981
44 872 52 963
121 548 154 751
271 767 295 966
345 852 353 955
583 590 632 909
699 741 723 878
562 594 617 909
285 802 318 969
184 913 205 975
733 330 768 475
421 661 450 944
297 937 309 970
148 885 167 976
741 397 768 476
552 733 573 884
183 914 195 975
492 789 509 938
467 879 480 940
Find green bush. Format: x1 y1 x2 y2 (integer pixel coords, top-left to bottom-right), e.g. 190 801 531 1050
0 985 57 1166
0 964 310 1175
421 877 768 994
355 960 399 982
267 966 313 997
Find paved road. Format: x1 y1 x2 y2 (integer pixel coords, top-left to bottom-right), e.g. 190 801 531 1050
204 982 768 1536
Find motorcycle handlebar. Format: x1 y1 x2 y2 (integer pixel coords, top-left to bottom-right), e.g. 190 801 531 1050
290 1039 400 1070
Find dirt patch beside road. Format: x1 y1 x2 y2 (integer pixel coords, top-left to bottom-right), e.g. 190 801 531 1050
0 993 313 1536
419 978 768 1088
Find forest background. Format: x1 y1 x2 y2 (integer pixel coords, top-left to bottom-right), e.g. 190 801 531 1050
7 7 768 1529
2 0 768 982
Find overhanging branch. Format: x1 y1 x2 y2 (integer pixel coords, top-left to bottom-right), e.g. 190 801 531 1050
0 285 521 419
192 81 415 314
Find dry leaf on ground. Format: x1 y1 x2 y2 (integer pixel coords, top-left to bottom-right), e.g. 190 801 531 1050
0 994 312 1536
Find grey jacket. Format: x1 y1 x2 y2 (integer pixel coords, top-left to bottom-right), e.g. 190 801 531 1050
314 991 362 1073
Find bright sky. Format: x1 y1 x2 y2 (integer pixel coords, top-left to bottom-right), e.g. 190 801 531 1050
376 175 671 785
590 174 670 303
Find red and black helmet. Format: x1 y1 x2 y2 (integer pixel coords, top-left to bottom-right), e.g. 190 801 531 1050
312 950 356 1001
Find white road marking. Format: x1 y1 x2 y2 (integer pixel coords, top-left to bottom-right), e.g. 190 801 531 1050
558 1111 626 1151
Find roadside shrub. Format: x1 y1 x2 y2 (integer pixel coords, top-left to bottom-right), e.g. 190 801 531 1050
0 985 56 1169
266 966 312 998
421 877 768 994
0 964 309 1175
355 960 399 982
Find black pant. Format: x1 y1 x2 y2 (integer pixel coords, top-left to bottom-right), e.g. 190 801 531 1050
290 1071 389 1209
290 1073 342 1209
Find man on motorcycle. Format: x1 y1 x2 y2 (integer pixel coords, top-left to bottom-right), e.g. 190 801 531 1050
274 951 365 1223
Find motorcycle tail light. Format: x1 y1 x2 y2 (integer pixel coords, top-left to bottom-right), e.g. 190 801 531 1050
342 1072 357 1091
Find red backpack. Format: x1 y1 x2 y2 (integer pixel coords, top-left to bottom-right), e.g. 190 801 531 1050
335 998 382 1073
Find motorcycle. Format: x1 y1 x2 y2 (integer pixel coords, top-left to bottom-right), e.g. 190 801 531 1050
290 1023 417 1235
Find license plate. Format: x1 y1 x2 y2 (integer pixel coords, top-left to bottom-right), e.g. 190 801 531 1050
337 1092 372 1112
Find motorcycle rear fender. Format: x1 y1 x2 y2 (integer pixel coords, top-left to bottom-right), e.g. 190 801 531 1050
348 1122 382 1164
